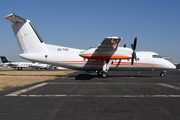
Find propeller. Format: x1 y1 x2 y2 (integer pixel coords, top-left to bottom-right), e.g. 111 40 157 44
131 37 137 65
124 44 126 47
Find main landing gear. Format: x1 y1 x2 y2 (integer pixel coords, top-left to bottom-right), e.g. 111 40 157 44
97 60 113 78
97 71 108 78
160 70 166 77
15 67 22 70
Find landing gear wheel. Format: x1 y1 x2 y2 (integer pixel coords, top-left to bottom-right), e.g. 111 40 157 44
160 73 165 77
101 72 108 78
97 71 102 76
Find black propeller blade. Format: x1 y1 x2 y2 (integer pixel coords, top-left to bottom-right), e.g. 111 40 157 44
133 37 137 50
131 53 134 65
131 37 137 65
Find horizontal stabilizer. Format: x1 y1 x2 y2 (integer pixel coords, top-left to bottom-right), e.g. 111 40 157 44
5 13 26 23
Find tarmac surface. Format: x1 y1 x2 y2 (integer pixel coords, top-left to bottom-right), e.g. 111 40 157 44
0 70 180 120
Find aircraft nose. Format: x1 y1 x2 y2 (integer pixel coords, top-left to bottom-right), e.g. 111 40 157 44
171 63 176 69
168 62 176 69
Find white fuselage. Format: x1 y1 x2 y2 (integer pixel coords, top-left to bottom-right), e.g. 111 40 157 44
3 62 32 68
2 61 49 69
20 45 176 71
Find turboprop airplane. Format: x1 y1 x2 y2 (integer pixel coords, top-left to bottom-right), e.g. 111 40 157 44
4 13 176 77
0 56 50 70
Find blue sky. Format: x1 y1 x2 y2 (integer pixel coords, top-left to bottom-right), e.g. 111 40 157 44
0 0 180 63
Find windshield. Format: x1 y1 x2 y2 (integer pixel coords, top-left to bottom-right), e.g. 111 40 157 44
152 55 162 58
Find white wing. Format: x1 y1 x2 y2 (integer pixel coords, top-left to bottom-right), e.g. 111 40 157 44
96 37 122 51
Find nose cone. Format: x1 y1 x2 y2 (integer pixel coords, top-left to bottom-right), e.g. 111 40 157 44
166 61 176 69
171 63 176 69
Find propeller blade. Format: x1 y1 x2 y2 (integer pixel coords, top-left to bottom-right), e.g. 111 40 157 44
124 44 126 47
133 37 137 50
131 54 134 65
131 37 137 65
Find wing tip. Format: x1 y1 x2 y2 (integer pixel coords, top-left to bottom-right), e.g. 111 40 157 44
106 36 123 40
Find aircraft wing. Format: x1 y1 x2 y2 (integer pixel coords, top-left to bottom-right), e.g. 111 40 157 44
79 37 129 60
96 37 122 51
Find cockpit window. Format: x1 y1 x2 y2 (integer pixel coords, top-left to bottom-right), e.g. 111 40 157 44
152 55 162 58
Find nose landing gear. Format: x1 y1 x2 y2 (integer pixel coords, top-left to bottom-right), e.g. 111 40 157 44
160 70 166 77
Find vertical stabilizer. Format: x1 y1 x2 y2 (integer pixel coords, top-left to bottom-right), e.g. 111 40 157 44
5 13 49 53
0 56 10 63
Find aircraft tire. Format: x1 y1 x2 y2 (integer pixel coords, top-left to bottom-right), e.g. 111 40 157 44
97 71 102 76
160 73 165 77
101 72 108 78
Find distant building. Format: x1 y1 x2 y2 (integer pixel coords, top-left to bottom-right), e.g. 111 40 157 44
162 56 172 62
174 63 180 69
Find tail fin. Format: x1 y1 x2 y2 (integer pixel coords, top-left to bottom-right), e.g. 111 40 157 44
5 13 49 54
0 56 10 63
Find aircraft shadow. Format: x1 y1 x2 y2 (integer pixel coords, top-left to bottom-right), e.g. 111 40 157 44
107 75 155 78
74 74 96 80
68 73 157 80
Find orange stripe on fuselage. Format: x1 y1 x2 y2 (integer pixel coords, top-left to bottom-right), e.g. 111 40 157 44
79 54 132 59
112 61 165 66
55 61 165 67
56 61 103 65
